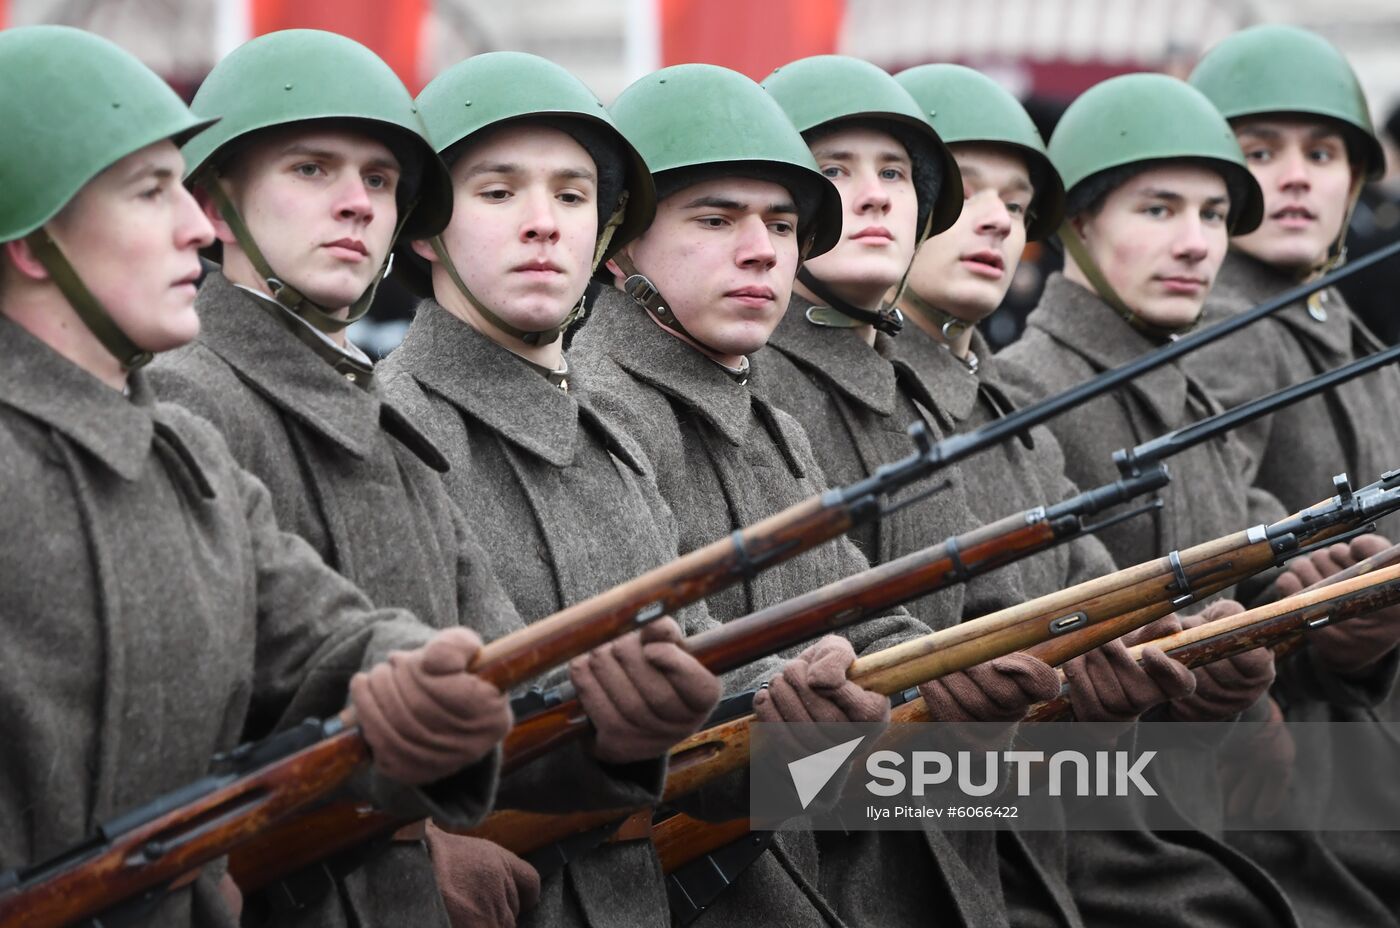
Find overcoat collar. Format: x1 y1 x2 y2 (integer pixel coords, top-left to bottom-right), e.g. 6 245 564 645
1212 251 1363 357
878 320 979 424
766 294 899 418
397 298 643 471
591 288 754 447
0 315 158 481
1027 273 1192 429
194 273 445 471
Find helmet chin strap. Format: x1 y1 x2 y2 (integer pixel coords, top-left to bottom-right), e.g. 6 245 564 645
25 230 154 370
796 266 905 335
1060 222 1200 343
897 287 975 341
200 172 409 335
610 251 741 359
428 195 629 348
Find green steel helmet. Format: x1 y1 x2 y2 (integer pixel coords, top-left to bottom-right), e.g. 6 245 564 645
183 28 451 239
895 63 1064 241
0 25 214 370
610 63 842 257
0 25 214 243
763 55 962 239
1189 25 1383 181
1050 73 1263 235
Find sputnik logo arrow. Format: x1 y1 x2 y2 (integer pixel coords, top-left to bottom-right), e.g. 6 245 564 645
788 736 866 810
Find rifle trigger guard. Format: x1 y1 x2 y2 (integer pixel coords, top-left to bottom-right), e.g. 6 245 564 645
1167 550 1194 606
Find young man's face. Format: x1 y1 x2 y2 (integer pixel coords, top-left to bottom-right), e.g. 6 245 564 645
1230 116 1354 272
905 143 1031 321
210 126 401 311
1070 163 1231 329
418 123 598 336
800 125 920 307
43 139 213 352
621 176 800 358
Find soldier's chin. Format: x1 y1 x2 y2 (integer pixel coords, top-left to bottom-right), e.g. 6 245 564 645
708 321 774 357
136 311 202 355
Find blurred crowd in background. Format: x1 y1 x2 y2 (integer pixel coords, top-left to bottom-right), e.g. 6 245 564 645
7 0 1400 353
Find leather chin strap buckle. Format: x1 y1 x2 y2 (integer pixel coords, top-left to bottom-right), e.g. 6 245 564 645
796 267 905 336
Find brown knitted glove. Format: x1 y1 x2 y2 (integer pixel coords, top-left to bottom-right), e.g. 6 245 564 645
426 824 541 927
351 628 511 786
1064 614 1196 737
919 653 1062 748
570 616 722 764
1169 600 1275 722
754 636 890 753
1269 536 1400 675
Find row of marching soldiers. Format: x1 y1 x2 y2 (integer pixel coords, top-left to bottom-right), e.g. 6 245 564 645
2 17 1399 928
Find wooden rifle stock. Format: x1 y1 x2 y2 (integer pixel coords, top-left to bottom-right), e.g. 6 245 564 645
654 548 1400 878
504 464 1170 772
1027 552 1400 723
483 496 1400 864
469 554 1199 860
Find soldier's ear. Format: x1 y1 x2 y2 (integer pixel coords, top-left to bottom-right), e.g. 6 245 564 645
192 186 239 248
3 237 50 283
410 238 438 264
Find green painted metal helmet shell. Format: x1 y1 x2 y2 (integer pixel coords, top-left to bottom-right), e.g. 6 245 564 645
182 29 451 238
1049 73 1263 235
0 25 215 242
763 55 962 238
895 63 1064 241
609 63 843 257
1190 24 1382 182
415 51 655 258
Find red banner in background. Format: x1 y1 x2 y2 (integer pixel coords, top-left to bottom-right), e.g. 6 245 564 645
250 0 428 92
0 0 8 29
659 0 844 82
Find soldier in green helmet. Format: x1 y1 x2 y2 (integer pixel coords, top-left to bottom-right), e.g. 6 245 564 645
146 29 530 928
376 51 723 928
753 55 1075 928
0 25 513 928
1182 25 1400 927
572 62 929 927
997 72 1303 928
888 63 1143 928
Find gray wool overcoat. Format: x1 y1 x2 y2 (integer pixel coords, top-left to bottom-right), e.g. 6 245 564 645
0 318 493 928
752 299 1084 928
149 274 522 928
572 287 933 928
997 273 1299 928
1184 251 1400 926
380 299 701 928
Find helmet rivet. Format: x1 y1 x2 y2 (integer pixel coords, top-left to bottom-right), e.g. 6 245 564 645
111 102 120 109
658 78 666 84
284 83 293 91
928 109 936 117
464 100 471 106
